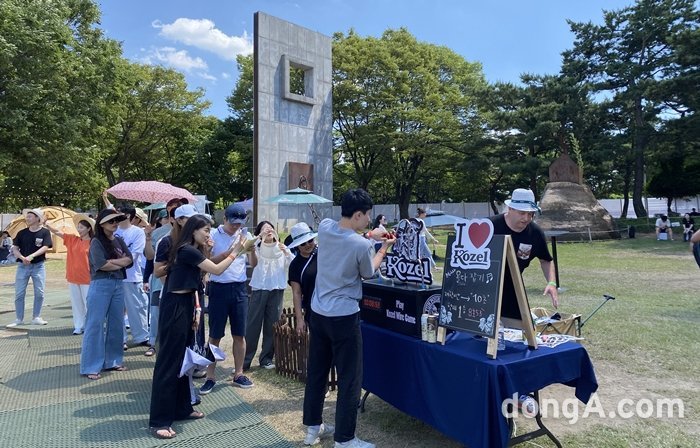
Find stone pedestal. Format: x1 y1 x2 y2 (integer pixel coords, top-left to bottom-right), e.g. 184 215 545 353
537 182 618 241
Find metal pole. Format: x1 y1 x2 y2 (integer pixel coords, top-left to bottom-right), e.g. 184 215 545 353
551 236 560 288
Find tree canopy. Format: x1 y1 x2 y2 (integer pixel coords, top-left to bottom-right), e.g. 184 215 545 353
1 0 698 216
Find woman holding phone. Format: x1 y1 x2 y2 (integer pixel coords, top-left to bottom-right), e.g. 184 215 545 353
149 214 245 440
243 221 293 370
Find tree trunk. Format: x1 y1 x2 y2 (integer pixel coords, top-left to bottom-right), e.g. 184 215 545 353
632 98 648 218
488 180 500 215
529 145 538 198
621 162 632 218
667 197 673 215
397 184 412 220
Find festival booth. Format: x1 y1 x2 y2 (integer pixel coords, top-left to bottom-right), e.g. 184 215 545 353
359 218 598 448
4 206 79 254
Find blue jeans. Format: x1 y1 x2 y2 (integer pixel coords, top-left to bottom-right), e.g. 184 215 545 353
149 290 161 348
420 236 436 268
123 281 149 344
14 262 46 321
80 278 125 375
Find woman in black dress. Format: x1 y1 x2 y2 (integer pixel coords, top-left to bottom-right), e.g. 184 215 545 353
149 214 244 439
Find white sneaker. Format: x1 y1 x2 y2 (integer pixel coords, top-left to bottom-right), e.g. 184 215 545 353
304 423 335 445
31 317 48 325
6 319 24 328
334 437 375 448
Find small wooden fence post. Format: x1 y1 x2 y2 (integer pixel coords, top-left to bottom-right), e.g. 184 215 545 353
273 307 337 390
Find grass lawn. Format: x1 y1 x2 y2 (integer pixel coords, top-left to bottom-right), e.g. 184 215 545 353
3 234 697 447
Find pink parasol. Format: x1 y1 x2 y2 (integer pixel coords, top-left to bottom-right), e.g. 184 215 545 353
106 181 196 204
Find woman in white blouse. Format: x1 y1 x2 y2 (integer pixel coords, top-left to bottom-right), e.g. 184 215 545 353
243 221 293 370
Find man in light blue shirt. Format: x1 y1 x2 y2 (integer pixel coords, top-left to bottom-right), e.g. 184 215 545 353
303 189 394 448
115 204 149 349
200 203 255 394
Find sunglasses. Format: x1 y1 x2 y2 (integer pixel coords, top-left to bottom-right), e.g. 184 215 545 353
300 239 315 246
105 218 119 224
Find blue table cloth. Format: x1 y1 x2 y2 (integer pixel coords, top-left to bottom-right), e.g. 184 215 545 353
361 323 598 448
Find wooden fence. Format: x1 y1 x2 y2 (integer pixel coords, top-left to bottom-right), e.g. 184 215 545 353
273 307 337 390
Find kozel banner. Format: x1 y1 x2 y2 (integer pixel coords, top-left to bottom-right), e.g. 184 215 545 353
384 218 433 284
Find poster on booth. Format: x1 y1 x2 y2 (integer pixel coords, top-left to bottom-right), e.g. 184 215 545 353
438 220 537 358
383 218 433 285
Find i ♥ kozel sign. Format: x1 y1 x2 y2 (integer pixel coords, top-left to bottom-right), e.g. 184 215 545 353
383 218 433 285
438 226 539 355
450 220 494 270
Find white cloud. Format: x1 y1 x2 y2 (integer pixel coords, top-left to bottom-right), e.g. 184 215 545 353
221 72 231 79
153 18 253 61
143 47 208 72
198 72 217 82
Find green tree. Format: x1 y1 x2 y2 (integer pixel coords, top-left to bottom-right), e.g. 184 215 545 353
647 26 700 209
332 29 486 217
562 0 700 218
0 0 122 210
222 54 255 202
99 63 211 187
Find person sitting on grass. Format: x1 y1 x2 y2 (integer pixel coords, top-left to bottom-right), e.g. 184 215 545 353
655 215 673 240
682 214 695 242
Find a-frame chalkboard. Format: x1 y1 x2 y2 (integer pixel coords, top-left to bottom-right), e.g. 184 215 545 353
438 223 537 359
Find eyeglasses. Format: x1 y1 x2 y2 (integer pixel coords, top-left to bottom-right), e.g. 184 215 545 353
300 239 315 246
105 218 119 224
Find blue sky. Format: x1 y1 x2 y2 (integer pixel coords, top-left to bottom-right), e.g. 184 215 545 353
99 0 635 118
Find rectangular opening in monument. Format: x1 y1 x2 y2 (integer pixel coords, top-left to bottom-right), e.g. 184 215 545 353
289 65 307 97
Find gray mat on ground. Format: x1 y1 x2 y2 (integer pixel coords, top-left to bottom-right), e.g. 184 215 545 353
0 314 294 448
0 387 288 448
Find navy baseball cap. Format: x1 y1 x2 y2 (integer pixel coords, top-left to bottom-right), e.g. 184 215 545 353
225 204 247 224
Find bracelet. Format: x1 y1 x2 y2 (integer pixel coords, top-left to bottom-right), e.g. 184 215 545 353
547 281 557 287
228 251 238 260
195 307 202 312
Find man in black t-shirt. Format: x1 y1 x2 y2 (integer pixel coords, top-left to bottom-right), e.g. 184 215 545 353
6 208 53 328
489 189 558 310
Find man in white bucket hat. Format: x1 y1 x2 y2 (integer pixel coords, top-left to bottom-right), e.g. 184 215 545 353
490 188 558 308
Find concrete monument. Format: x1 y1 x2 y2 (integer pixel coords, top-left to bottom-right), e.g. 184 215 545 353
253 12 333 230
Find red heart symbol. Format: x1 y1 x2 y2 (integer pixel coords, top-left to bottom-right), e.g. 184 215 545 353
468 222 491 249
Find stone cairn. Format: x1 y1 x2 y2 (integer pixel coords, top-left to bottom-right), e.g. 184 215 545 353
537 153 619 241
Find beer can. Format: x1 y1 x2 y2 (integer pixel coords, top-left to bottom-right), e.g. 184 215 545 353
421 314 429 341
427 315 437 343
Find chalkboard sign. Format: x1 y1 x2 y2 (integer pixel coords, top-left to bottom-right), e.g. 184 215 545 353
439 233 505 339
438 220 537 357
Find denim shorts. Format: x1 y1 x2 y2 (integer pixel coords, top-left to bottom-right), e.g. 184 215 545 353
207 281 248 338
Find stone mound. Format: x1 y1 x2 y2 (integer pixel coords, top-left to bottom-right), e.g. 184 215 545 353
537 182 619 241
